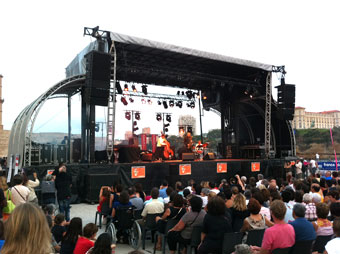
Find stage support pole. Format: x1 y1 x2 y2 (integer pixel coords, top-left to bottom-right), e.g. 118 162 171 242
81 94 87 162
198 91 203 143
89 104 96 163
67 95 71 163
220 87 226 158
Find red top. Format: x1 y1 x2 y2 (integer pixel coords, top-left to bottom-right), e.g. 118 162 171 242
73 237 94 254
97 197 107 212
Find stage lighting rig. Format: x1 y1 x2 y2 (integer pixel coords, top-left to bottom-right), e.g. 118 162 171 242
116 81 123 94
135 112 141 120
190 101 195 109
129 97 134 103
163 101 168 109
121 96 128 106
169 100 174 107
176 101 183 108
142 85 148 95
186 90 194 99
166 114 172 122
125 111 131 120
141 98 146 104
157 100 162 105
124 84 129 91
164 123 170 128
156 113 162 121
148 99 152 105
132 85 137 92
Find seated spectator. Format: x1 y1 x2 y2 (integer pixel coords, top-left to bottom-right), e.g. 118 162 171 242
86 232 115 254
326 190 340 204
97 186 111 214
312 202 334 236
159 180 168 199
282 190 294 223
198 196 233 254
303 193 317 221
128 187 143 211
230 193 249 232
209 181 220 194
111 191 132 218
163 187 174 204
251 200 295 254
155 194 186 250
1 203 52 254
294 190 304 203
240 198 273 232
167 196 206 254
253 191 270 220
201 188 210 208
74 223 98 254
289 203 316 242
183 189 191 199
11 174 30 206
325 218 340 254
0 220 4 251
185 179 195 193
330 202 340 220
140 187 164 221
110 184 123 207
134 183 146 202
46 214 60 253
60 217 83 254
52 213 67 244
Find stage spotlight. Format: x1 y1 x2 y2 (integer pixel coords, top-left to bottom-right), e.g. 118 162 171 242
156 113 162 121
129 97 134 103
187 126 193 133
179 126 185 135
157 100 162 105
164 128 169 132
186 90 193 99
166 114 171 122
164 123 170 128
163 101 168 109
124 84 129 91
121 96 128 106
177 91 180 96
202 93 207 100
125 111 131 120
142 85 148 95
176 101 183 108
169 100 174 107
148 99 152 105
190 101 195 109
133 127 139 132
141 98 146 104
135 112 141 120
116 81 123 94
132 85 137 92
182 91 185 96
133 121 138 126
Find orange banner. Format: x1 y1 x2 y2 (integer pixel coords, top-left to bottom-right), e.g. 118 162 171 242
217 163 227 173
179 164 191 175
131 166 146 178
251 162 260 172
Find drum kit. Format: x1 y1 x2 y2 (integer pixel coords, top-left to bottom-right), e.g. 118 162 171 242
193 142 209 160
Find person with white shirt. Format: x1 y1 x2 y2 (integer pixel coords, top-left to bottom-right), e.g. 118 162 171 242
325 218 340 254
295 160 303 179
11 174 30 206
256 174 264 187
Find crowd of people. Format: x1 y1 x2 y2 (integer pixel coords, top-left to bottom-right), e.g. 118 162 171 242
0 160 339 254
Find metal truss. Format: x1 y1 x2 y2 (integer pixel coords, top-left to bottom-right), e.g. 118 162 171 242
286 120 296 156
264 72 272 158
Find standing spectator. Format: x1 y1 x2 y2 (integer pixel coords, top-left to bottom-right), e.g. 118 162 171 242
198 196 233 254
295 160 303 179
230 193 249 232
312 203 334 236
23 171 40 204
167 196 206 254
251 200 295 254
1 203 52 254
159 180 168 199
53 163 72 222
282 191 294 223
310 158 317 175
324 218 340 254
97 186 111 216
73 223 98 254
11 174 30 206
289 203 316 242
304 193 317 221
41 174 56 205
60 217 82 254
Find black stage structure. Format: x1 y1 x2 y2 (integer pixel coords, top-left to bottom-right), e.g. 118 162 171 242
7 27 296 202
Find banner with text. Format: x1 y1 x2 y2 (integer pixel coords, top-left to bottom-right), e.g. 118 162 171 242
151 135 157 153
179 164 192 175
217 163 227 173
131 166 146 179
141 134 147 151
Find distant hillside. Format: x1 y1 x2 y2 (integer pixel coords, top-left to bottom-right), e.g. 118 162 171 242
295 128 340 159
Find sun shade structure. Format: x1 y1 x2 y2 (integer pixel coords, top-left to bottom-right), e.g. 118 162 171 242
8 29 295 169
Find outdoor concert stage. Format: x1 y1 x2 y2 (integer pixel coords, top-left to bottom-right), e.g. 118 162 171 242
27 158 284 203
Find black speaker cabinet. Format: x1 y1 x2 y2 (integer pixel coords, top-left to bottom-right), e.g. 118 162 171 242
85 174 120 203
204 152 216 160
141 153 153 161
182 153 195 161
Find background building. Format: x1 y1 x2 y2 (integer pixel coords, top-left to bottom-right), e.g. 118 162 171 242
178 115 196 135
292 107 340 129
0 75 10 158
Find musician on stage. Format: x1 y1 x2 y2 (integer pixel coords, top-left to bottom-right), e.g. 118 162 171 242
155 133 173 160
183 132 193 152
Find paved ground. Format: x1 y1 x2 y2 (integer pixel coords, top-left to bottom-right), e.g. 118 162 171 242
70 203 156 254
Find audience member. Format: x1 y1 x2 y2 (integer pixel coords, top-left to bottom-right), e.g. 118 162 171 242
11 174 30 206
23 171 40 204
167 196 206 254
74 223 98 254
201 188 210 207
253 191 270 220
1 203 52 254
86 233 115 254
52 213 67 243
140 188 164 223
289 203 316 242
198 196 232 254
128 186 143 211
111 191 132 218
324 218 340 254
60 217 83 254
163 186 174 204
282 190 294 223
240 198 273 232
159 180 168 199
0 220 4 251
230 193 249 232
312 202 334 236
303 193 317 221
